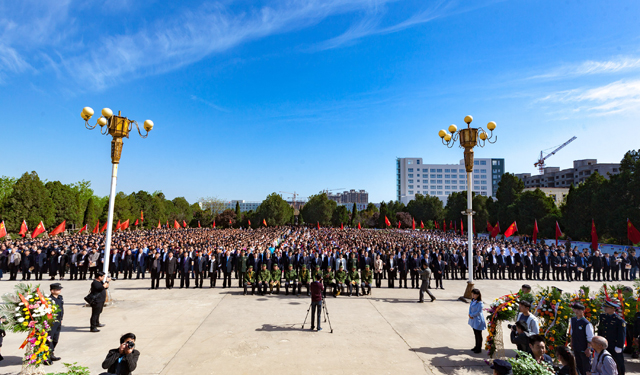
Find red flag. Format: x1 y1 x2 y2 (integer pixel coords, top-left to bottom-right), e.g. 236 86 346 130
121 219 130 230
157 220 161 229
532 219 539 244
357 222 361 229
134 219 139 226
443 221 447 232
487 221 493 233
166 220 169 228
263 219 267 227
174 220 180 229
141 210 144 222
490 222 500 238
591 219 598 251
555 221 562 246
19 220 28 237
435 221 439 229
115 219 121 231
398 220 401 229
412 219 415 230
213 220 216 228
184 220 188 228
628 219 640 244
100 221 107 233
317 222 320 230
49 220 66 236
473 219 476 234
32 221 46 238
450 220 453 231
384 216 391 227
198 221 201 228
420 220 424 229
341 223 344 230
248 220 251 226
460 219 464 236
228 219 231 226
92 221 100 233
504 221 518 238
0 221 6 238
78 224 88 233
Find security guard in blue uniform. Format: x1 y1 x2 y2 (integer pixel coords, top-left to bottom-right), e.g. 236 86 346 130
568 302 593 375
598 300 626 375
48 283 64 363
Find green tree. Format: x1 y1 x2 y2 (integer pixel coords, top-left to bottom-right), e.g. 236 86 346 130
300 193 336 226
406 194 444 224
235 201 241 218
215 209 237 228
45 181 81 227
495 173 524 226
0 176 17 206
561 173 608 241
171 197 193 223
515 189 560 236
0 172 55 231
378 201 388 228
256 193 293 226
332 205 350 227
351 202 358 226
83 197 100 227
69 180 94 226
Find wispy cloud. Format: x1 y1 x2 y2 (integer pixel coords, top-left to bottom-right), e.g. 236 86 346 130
540 79 640 116
190 95 229 112
530 56 640 80
0 44 31 82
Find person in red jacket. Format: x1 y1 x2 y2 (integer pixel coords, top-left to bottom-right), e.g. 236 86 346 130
309 274 324 331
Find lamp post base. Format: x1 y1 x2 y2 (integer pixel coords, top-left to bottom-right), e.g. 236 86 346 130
458 281 475 303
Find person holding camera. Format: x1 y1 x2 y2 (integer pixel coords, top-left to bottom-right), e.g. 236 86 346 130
89 271 109 332
515 300 540 334
509 321 530 353
101 333 140 375
309 274 323 331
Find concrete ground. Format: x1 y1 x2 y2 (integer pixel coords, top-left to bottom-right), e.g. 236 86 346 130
1 277 639 375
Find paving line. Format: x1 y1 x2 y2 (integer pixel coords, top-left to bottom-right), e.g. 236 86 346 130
157 293 228 375
366 297 437 375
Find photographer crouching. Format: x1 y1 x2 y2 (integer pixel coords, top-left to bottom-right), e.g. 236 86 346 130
101 333 140 375
309 274 323 331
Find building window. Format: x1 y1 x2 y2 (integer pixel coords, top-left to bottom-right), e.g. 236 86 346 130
417 160 420 164
437 174 442 178
481 175 487 179
437 186 443 189
430 169 436 172
445 185 451 189
445 169 450 173
481 186 487 190
480 161 486 165
430 186 436 189
408 185 413 189
437 180 443 184
445 180 450 184
459 169 465 172
431 191 436 195
445 191 450 195
437 191 443 195
408 168 413 172
417 179 420 183
416 174 420 177
430 174 436 178
408 190 414 194
408 161 413 164
481 192 487 196
474 161 479 165
408 179 414 183
408 174 413 178
481 169 486 173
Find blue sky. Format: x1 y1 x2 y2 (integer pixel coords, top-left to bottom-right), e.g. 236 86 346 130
1 0 640 204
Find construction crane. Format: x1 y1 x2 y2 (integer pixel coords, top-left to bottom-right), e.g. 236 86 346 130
534 136 577 174
321 188 345 194
279 191 299 206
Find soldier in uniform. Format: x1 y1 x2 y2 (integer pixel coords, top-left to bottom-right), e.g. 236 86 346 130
299 265 311 296
348 266 360 297
313 265 323 282
418 263 435 303
269 264 281 294
236 250 248 288
335 265 347 296
567 302 593 375
257 264 271 295
284 264 299 296
48 283 64 363
598 300 626 375
322 266 334 298
243 266 256 295
361 265 373 296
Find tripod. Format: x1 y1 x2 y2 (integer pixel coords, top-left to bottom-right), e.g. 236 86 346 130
301 298 333 333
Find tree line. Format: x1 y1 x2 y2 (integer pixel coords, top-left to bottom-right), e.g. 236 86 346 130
0 149 638 244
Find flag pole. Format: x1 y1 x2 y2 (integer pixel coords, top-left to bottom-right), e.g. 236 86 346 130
102 163 118 304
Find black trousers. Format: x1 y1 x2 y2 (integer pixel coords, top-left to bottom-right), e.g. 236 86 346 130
166 273 175 289
223 271 232 288
90 303 103 329
180 272 190 288
375 272 382 287
50 322 61 351
210 271 217 287
150 269 160 289
434 276 443 289
410 271 419 288
239 272 246 287
472 329 483 351
399 271 408 288
195 271 205 287
575 351 589 375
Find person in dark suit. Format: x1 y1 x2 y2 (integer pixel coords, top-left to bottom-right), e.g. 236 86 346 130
497 250 507 280
193 251 206 288
524 251 533 280
68 249 79 280
164 252 178 289
611 252 621 281
387 254 397 288
398 254 409 288
122 250 134 279
35 248 47 281
21 249 33 280
48 250 59 280
434 255 445 289
101 333 139 375
149 252 162 289
135 249 146 279
89 272 109 332
48 283 64 362
179 252 192 288
222 251 234 288
208 250 219 287
592 251 603 281
602 253 612 281
108 250 119 279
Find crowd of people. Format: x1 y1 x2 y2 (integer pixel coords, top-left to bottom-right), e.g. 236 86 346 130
1 226 639 374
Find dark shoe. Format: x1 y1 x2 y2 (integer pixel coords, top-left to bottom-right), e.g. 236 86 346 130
90 328 100 332
417 300 424 303
317 327 323 331
431 297 436 302
473 348 482 354
97 323 106 327
0 354 4 361
310 326 315 330
51 355 61 361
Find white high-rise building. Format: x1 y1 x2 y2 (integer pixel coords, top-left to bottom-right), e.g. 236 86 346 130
396 157 505 204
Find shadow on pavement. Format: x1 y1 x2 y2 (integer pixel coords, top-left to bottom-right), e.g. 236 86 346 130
410 346 490 371
62 326 92 333
0 355 23 366
255 323 303 332
370 297 424 304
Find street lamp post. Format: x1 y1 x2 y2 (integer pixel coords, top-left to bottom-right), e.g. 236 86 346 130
438 115 496 301
82 107 153 300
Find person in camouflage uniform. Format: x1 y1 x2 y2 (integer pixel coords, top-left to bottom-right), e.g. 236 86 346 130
299 265 311 296
244 265 256 295
335 265 347 296
284 264 299 296
270 264 281 294
361 265 373 296
257 264 271 295
323 266 335 298
348 266 360 297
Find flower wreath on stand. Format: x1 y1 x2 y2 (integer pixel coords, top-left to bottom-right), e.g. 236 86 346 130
568 286 601 328
532 286 571 359
0 283 59 375
485 292 520 358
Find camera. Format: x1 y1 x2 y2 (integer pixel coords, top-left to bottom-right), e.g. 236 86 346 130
507 324 514 329
126 341 135 349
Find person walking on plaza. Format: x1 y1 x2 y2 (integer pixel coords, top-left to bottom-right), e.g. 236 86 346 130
47 283 64 363
598 301 626 375
89 271 109 332
417 263 435 303
468 288 486 354
567 302 594 375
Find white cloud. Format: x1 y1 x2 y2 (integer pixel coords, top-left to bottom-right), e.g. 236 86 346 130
530 57 640 80
540 79 640 116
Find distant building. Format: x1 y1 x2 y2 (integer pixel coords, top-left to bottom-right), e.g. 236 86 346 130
523 187 569 207
396 157 505 205
516 159 621 189
327 189 369 204
225 200 261 212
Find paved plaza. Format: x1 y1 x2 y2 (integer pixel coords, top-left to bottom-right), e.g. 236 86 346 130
1 278 640 375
